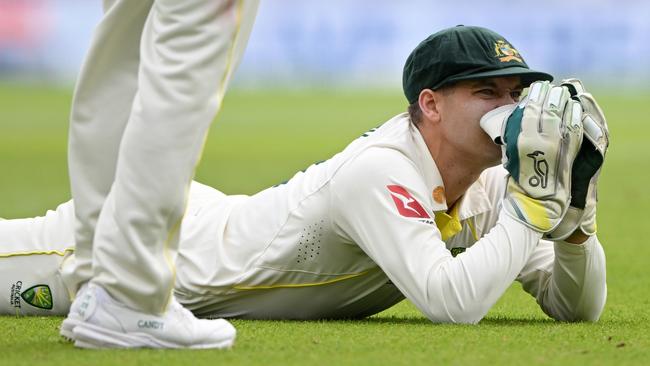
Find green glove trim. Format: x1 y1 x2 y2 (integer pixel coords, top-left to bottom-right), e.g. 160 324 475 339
504 105 525 182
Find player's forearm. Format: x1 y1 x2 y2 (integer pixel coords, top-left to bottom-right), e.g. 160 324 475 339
420 211 540 324
537 236 607 321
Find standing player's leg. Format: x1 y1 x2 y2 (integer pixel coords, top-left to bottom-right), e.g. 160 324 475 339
0 202 76 316
62 0 154 341
71 0 259 349
65 0 153 296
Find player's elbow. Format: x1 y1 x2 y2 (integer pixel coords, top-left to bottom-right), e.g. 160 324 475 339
450 303 491 324
423 266 493 324
425 305 488 325
424 296 491 324
558 303 605 323
544 294 606 323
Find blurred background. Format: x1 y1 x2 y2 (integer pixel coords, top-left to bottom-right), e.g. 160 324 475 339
1 0 649 89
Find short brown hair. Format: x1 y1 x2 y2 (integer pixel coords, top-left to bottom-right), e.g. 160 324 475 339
407 102 423 126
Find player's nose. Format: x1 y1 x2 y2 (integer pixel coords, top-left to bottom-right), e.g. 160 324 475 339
495 93 518 108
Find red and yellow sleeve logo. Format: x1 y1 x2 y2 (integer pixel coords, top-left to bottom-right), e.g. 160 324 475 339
387 185 430 219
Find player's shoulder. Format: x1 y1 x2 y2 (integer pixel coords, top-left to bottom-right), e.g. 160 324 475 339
336 114 425 177
329 145 432 206
338 146 420 181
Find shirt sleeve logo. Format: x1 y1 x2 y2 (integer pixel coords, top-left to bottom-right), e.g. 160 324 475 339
386 185 430 219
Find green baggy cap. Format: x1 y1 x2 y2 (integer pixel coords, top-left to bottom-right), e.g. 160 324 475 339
403 25 553 104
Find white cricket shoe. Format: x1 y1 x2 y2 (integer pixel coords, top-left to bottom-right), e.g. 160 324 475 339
59 283 89 341
71 284 236 349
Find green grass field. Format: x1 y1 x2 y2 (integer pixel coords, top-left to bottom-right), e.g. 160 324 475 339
1 84 650 365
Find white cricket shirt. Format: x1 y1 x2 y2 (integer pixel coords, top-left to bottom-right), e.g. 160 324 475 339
172 113 606 323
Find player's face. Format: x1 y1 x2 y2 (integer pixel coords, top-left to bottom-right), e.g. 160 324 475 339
436 76 523 166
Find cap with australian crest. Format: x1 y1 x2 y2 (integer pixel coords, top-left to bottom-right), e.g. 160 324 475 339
402 25 553 104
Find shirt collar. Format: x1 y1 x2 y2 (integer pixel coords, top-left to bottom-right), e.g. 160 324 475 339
457 175 492 220
407 115 492 219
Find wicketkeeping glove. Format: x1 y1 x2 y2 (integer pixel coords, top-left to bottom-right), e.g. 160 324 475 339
493 81 584 232
544 79 610 240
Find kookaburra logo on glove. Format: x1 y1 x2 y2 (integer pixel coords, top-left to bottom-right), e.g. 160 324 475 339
478 81 585 233
526 151 548 188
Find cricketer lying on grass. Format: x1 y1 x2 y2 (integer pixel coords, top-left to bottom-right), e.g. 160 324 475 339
1 26 608 325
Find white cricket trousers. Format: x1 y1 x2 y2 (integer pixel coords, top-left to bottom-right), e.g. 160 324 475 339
66 0 258 314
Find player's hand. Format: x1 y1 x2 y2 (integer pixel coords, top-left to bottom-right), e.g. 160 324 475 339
499 81 584 232
545 79 610 240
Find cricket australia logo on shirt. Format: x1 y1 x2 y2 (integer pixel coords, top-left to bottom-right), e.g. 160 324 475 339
9 281 54 311
386 185 430 219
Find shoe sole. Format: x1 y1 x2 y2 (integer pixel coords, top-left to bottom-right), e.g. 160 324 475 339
59 317 80 342
73 321 235 349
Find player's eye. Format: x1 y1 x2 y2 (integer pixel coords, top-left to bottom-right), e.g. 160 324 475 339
476 88 496 97
510 90 523 100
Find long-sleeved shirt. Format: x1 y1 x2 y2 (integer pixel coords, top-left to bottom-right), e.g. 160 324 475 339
170 113 607 322
0 113 607 321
